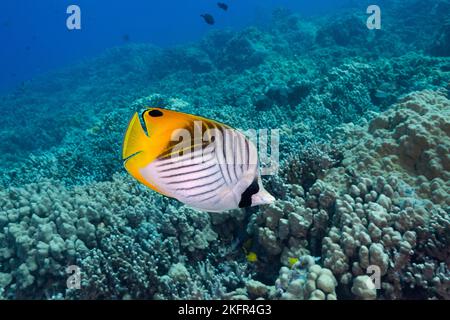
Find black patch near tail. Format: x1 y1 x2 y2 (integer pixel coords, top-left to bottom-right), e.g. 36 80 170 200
238 179 260 208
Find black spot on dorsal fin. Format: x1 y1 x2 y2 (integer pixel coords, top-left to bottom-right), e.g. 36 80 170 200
239 178 259 208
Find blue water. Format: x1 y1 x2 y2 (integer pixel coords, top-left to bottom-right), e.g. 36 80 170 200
0 0 352 92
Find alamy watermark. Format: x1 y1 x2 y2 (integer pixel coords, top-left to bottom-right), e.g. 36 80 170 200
366 265 381 290
367 5 381 30
66 5 81 30
65 4 381 33
66 265 81 289
164 121 280 176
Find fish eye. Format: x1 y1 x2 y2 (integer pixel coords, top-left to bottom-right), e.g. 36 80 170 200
148 109 163 117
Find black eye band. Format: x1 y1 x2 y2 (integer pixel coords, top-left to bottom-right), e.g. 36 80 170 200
148 109 163 117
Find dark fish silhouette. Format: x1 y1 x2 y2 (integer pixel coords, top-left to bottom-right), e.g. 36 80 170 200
1 20 10 28
200 14 215 25
217 2 228 11
122 34 130 42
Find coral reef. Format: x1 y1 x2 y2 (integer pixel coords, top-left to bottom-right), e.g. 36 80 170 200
341 89 450 205
196 89 448 300
246 89 449 300
0 175 249 299
224 255 338 300
274 256 338 300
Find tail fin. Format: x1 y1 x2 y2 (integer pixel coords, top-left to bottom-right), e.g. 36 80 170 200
251 187 275 207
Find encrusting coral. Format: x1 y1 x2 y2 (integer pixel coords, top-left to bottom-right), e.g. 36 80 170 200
321 89 450 299
342 89 450 206
0 88 448 300
0 175 249 299
274 256 338 300
247 89 449 300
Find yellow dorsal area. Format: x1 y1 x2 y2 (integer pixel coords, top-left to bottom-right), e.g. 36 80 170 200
143 107 229 139
142 108 230 159
143 108 194 142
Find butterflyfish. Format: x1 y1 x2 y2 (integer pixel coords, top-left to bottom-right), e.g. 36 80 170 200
122 108 275 212
217 3 229 11
200 14 215 25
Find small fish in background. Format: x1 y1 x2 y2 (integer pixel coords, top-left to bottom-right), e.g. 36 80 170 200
288 257 299 268
246 252 258 263
122 34 130 42
242 238 259 263
200 13 215 25
217 2 229 11
122 108 275 212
